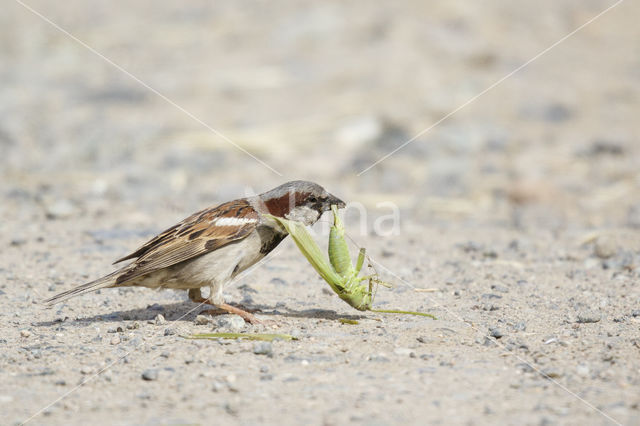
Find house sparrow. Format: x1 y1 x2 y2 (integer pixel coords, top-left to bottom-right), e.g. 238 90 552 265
44 181 345 323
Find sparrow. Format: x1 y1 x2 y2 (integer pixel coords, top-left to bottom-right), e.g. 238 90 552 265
44 181 345 323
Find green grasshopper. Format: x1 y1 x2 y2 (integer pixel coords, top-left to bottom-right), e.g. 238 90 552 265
268 205 391 311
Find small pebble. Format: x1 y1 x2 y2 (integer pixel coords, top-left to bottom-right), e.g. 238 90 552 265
154 314 166 325
195 315 211 325
482 304 500 311
10 238 27 247
577 312 601 323
368 353 390 362
482 293 502 300
576 364 590 377
129 337 143 347
214 315 245 332
541 368 563 379
513 321 527 331
595 237 616 259
393 347 413 356
20 330 31 338
141 369 159 381
110 335 121 345
489 328 504 339
45 199 75 219
490 284 509 293
252 342 273 357
164 328 176 336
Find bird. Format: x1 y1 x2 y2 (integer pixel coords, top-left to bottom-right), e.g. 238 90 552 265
43 180 345 323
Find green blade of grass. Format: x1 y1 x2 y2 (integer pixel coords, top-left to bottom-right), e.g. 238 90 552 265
370 309 437 320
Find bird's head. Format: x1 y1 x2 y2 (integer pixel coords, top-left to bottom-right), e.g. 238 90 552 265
259 180 345 226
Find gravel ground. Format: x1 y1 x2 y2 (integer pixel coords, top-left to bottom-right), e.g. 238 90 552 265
2 1 640 425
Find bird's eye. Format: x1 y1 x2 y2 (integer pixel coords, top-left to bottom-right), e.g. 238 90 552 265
309 196 317 203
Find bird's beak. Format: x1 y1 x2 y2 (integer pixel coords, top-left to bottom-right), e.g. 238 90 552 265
326 193 346 209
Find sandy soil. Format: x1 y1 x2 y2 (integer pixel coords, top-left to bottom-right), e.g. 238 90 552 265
1 1 639 425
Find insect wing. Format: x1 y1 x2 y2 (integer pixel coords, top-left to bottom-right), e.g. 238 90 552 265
268 216 343 290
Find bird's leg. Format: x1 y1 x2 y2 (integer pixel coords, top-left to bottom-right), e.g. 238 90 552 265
189 288 262 324
188 288 207 303
188 288 225 314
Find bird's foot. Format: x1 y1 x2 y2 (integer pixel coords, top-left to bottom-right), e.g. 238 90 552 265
228 303 261 313
202 303 263 324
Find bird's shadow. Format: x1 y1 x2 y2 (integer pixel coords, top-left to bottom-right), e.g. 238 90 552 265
278 308 365 321
36 302 364 327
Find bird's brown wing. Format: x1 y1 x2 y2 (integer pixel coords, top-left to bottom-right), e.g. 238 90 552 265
113 200 259 285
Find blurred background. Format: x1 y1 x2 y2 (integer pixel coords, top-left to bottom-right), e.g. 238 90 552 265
2 2 640 424
1 0 639 233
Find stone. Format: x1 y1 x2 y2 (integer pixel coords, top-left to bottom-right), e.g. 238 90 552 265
368 353 390 362
541 368 563 379
393 347 413 356
214 315 245 332
489 328 504 339
576 364 590 377
195 315 211 325
490 284 509 293
252 342 273 357
45 199 76 219
577 312 601 324
594 237 616 259
141 369 159 381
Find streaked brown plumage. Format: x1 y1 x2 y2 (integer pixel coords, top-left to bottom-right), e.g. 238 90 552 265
43 181 345 323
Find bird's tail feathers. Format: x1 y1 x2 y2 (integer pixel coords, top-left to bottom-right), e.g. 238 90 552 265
41 271 120 306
